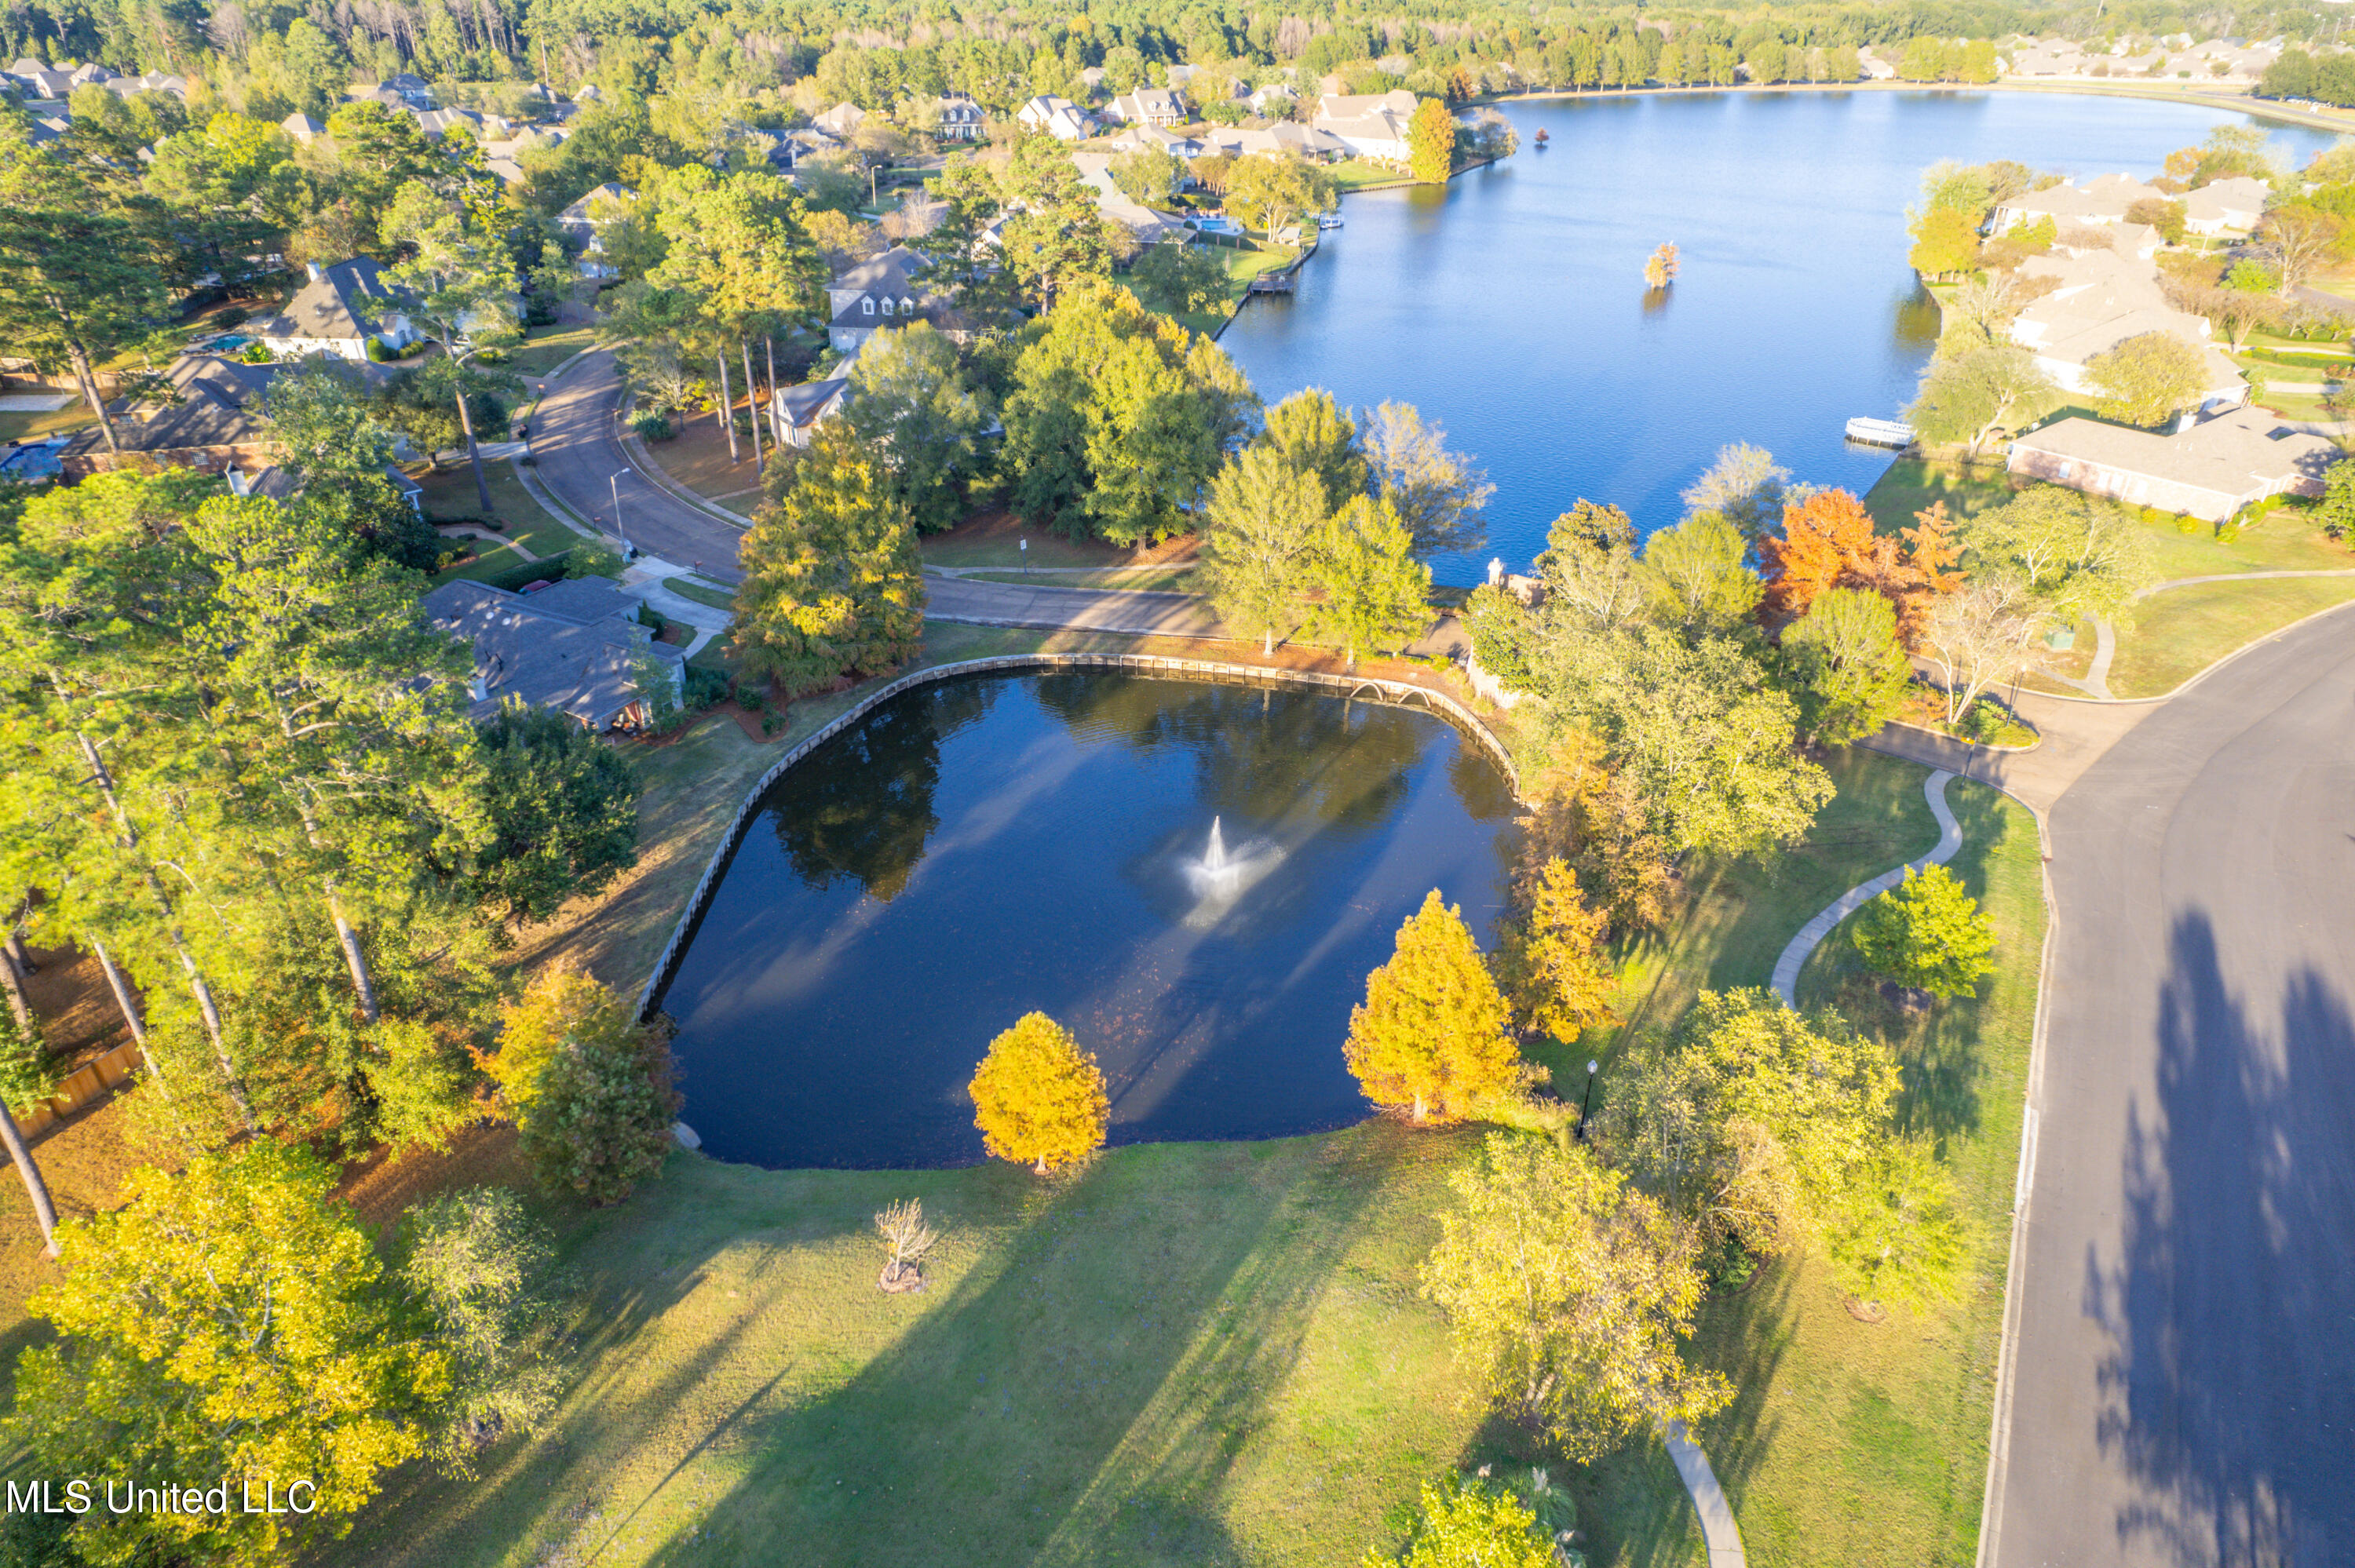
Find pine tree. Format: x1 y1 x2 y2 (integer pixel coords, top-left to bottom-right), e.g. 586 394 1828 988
732 425 926 693
1311 495 1432 668
1344 890 1521 1123
969 1012 1109 1172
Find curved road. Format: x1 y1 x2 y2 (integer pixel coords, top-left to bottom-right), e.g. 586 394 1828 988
531 349 749 584
1988 604 2355 1567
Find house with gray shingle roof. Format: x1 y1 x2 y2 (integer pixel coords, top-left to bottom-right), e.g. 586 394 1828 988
2009 406 2339 521
825 246 967 352
420 576 685 733
252 258 422 362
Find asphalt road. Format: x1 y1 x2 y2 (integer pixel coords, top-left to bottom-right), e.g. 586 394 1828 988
530 349 749 584
1991 604 2355 1567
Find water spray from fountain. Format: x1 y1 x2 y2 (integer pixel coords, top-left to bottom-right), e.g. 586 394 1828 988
1181 815 1282 925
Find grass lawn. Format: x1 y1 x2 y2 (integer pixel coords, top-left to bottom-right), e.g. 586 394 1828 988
0 405 93 445
1860 459 2018 533
1181 246 1304 335
638 413 766 508
418 462 591 586
921 509 1199 570
958 566 1202 591
658 576 738 611
507 324 599 378
2108 575 2355 697
1327 162 1413 191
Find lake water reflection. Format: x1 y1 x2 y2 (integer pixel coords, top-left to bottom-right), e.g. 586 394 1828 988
1218 90 2334 583
652 673 1517 1169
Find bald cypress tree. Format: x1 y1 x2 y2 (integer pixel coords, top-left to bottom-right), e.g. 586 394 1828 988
1345 891 1521 1123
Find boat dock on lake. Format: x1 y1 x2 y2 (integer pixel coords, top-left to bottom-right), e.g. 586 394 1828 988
1844 416 1915 448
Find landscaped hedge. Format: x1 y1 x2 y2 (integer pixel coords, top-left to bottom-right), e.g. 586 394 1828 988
477 552 570 593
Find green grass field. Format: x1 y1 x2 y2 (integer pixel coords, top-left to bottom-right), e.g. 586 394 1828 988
657 576 738 611
0 403 93 446
316 740 2040 1568
507 325 599 378
420 462 592 586
2109 575 2355 697
1859 459 2018 533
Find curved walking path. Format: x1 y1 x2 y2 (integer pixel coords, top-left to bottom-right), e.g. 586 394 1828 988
1666 1422 1748 1568
1769 769 1962 1007
2046 569 2355 700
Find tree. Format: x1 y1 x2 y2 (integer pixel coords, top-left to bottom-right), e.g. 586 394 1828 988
1226 154 1331 242
999 133 1115 310
1537 500 1645 633
1642 242 1678 289
1780 587 1914 746
1409 97 1457 182
0 117 172 453
1917 578 2043 727
1108 147 1185 208
1933 272 2032 358
1906 345 2060 458
1261 388 1367 511
263 360 440 568
1311 494 1432 666
1964 485 2155 623
14 1143 448 1566
2262 204 2345 294
1198 443 1324 653
1853 862 1998 999
1636 511 1760 636
396 1187 566 1477
1129 241 1230 316
471 702 641 928
1494 857 1617 1042
1362 402 1492 556
1343 890 1521 1123
1908 205 1981 279
1761 488 1902 624
1367 1475 1561 1568
1418 1133 1729 1460
969 1012 1109 1172
732 424 926 692
1679 443 1787 542
874 1197 940 1288
2083 331 2208 428
382 182 525 512
503 965 681 1205
2126 195 2189 245
842 320 991 533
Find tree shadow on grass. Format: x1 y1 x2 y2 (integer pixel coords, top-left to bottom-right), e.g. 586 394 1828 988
611 1132 1402 1568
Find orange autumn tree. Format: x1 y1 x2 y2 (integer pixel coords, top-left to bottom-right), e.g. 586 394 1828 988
1760 491 1966 646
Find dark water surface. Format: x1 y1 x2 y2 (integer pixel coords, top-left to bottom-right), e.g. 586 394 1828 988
1219 90 2334 584
653 673 1519 1169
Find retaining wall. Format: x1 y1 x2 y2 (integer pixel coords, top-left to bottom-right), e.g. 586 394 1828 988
634 652 1520 1019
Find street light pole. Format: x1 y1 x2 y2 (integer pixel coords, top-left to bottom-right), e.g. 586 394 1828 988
1576 1059 1598 1140
608 471 632 559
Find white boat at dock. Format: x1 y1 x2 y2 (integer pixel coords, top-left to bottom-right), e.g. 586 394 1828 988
1317 213 1344 229
1844 416 1915 448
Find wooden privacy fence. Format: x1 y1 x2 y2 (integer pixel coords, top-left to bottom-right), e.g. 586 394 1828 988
20 1035 142 1137
633 651 1521 1021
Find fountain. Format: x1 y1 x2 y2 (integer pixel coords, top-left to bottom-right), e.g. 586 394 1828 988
1181 815 1282 925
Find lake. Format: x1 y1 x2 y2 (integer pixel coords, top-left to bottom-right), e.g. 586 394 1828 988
1218 89 2336 585
651 671 1518 1169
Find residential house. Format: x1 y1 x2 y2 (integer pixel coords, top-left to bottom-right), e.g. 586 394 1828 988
1248 82 1298 115
351 72 435 108
2183 176 2268 237
414 106 486 138
2007 406 2339 521
764 126 839 174
936 93 984 140
251 258 422 362
1016 94 1094 141
1070 152 1188 244
5 59 71 100
824 246 966 352
2007 237 2245 409
1103 124 1201 159
1989 172 2168 232
104 69 187 99
68 62 115 86
556 182 635 279
1108 87 1185 128
58 353 282 480
813 100 867 138
421 577 685 733
282 111 325 144
1238 122 1347 159
775 367 856 448
1313 89 1418 162
228 461 422 514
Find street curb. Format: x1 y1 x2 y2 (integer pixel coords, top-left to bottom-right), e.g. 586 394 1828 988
2027 580 2355 707
506 458 602 544
615 389 758 531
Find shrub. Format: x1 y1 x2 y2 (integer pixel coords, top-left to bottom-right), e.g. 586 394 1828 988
508 978 681 1205
969 1012 1108 1173
734 676 766 712
366 335 395 363
239 341 274 364
396 1187 568 1476
631 411 674 442
636 602 666 633
681 664 730 710
0 1019 58 1118
480 552 571 593
566 539 626 578
214 306 248 329
2177 512 2204 534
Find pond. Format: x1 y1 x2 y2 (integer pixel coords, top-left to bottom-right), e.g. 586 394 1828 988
652 671 1519 1169
1219 89 2336 585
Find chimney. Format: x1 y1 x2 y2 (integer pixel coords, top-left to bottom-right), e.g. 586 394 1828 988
306 261 323 283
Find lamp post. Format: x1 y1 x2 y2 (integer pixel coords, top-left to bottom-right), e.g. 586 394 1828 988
608 471 632 559
1575 1059 1598 1141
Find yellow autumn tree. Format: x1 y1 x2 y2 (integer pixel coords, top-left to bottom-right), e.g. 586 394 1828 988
484 960 619 1111
1345 890 1522 1123
970 1012 1109 1172
1495 857 1619 1043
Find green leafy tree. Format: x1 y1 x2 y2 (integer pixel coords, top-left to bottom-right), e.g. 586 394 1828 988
1198 442 1324 653
1906 345 2060 457
842 320 991 534
472 702 641 928
13 1142 450 1566
969 1012 1109 1172
1635 511 1761 636
1129 241 1231 316
1261 388 1367 511
1907 205 1981 280
999 133 1115 310
382 182 526 512
1418 1132 1729 1460
732 425 926 692
2083 331 2209 429
1225 153 1332 241
1343 889 1521 1123
1311 494 1431 666
323 100 447 213
1108 147 1185 208
1409 97 1457 182
500 964 681 1205
1853 862 1998 999
263 361 440 568
396 1187 568 1477
1963 485 2156 623
1366 1475 1561 1568
1362 401 1492 556
1779 586 1915 746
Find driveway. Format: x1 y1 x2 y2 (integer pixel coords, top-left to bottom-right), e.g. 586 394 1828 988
529 349 749 584
1986 601 2355 1566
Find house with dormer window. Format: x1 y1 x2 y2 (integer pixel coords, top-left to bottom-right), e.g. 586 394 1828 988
936 93 984 141
826 246 966 352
